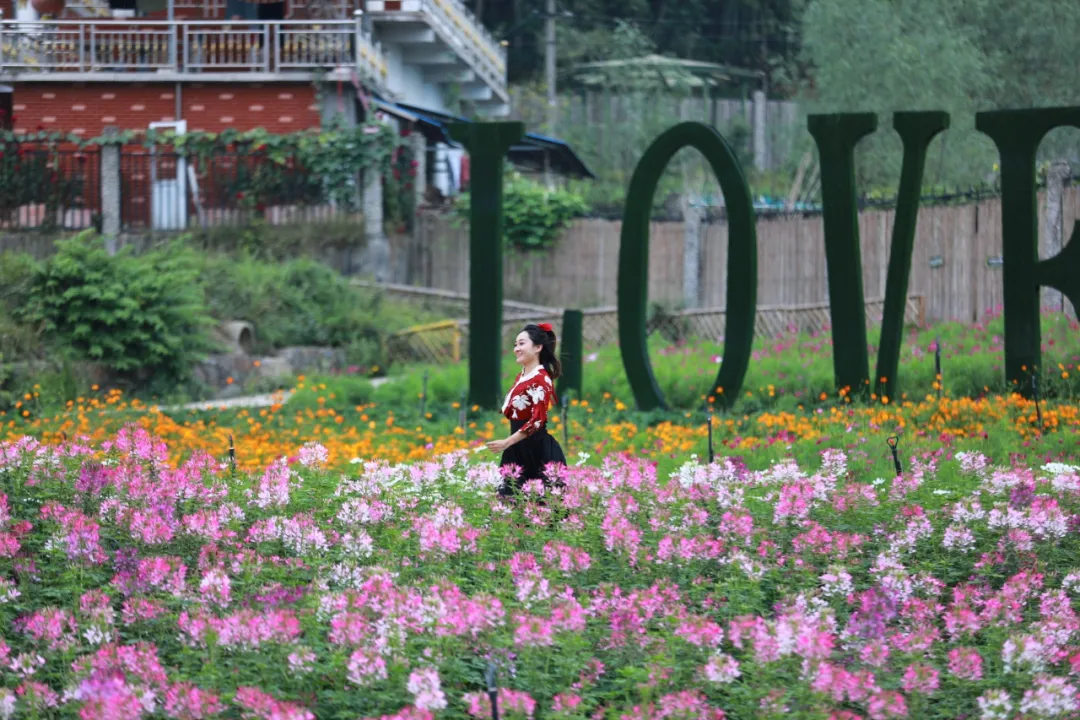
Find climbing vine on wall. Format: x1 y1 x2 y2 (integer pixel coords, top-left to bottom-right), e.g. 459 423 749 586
0 119 401 214
384 138 419 234
0 139 88 227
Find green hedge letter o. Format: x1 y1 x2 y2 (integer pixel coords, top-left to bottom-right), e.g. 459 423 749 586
618 122 758 411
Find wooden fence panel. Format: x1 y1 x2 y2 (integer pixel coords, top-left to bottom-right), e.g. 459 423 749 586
414 187 1080 323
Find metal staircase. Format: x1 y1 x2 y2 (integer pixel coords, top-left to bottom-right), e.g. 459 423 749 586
364 0 507 115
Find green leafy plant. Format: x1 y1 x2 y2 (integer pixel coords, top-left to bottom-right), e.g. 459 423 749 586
193 253 439 371
0 120 400 218
161 119 399 214
454 170 589 251
383 140 419 233
23 233 216 384
193 218 366 261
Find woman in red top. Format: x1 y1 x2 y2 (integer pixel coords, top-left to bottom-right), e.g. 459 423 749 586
486 323 567 496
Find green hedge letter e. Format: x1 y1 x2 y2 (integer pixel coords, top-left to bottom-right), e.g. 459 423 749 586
976 107 1080 395
618 122 758 411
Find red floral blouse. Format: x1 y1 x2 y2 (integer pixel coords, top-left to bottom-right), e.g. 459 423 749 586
501 367 556 437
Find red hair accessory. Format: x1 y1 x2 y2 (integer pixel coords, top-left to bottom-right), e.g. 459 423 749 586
538 323 554 334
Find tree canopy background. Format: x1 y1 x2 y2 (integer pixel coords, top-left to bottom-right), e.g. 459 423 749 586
468 0 1080 198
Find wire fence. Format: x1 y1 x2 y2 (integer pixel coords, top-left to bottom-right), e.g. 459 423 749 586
584 174 1080 222
387 295 927 365
0 145 101 231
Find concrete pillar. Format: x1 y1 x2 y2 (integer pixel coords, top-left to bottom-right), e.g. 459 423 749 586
681 194 704 308
362 167 391 282
100 129 122 255
752 89 767 172
15 3 40 21
1043 160 1071 315
410 129 426 211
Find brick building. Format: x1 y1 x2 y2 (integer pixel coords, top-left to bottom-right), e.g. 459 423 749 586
0 0 510 138
0 0 591 267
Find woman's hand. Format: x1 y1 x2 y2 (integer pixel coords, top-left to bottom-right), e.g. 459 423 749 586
486 438 511 454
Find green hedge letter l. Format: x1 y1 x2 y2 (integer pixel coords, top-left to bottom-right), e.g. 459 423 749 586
449 121 525 410
618 122 758 411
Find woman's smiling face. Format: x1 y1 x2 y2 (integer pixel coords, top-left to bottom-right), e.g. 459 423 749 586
513 331 541 367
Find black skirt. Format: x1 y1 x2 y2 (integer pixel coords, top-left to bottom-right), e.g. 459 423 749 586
499 420 567 496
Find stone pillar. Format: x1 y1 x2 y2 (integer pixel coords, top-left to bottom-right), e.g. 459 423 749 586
752 89 767 172
100 129 122 255
681 194 704 308
1043 160 1070 315
362 167 391 282
15 3 40 21
410 129 426 211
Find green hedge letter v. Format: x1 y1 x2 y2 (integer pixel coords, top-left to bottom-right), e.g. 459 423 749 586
618 122 757 411
875 112 950 402
809 112 948 400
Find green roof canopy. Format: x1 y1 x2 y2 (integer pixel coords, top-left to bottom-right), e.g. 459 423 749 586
568 54 762 92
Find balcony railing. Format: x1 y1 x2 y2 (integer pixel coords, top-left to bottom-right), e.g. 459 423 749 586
64 0 352 21
0 19 388 84
366 0 506 100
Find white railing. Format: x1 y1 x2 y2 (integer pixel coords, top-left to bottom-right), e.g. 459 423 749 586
366 0 506 98
0 19 387 84
63 0 362 21
64 0 226 19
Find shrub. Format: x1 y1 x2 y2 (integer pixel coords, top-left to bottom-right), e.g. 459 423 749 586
454 170 589 251
191 218 365 261
195 253 438 369
0 251 43 360
24 233 216 384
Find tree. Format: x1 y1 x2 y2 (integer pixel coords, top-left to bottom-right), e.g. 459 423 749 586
800 0 1080 190
466 0 802 88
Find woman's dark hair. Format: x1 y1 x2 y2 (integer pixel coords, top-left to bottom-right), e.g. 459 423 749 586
523 324 562 379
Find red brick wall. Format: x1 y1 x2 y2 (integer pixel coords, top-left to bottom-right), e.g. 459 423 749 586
11 82 321 136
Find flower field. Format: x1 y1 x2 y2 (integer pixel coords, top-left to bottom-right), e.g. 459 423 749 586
4 310 1078 472
2 422 1080 719
3 382 1079 475
1 311 1078 718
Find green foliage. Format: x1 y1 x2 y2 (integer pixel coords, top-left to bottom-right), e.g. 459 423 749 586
454 171 588 250
0 252 44 360
383 142 419 233
1 236 448 408
0 120 401 215
475 0 801 88
23 233 216 384
191 219 365 261
511 19 761 217
800 0 1080 189
0 144 86 226
194 253 439 369
329 311 1080 413
162 120 400 213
